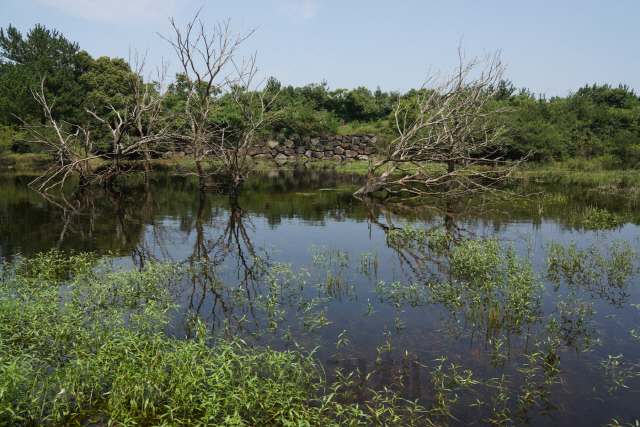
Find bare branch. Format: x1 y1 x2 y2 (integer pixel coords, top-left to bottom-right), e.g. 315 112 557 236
355 49 531 199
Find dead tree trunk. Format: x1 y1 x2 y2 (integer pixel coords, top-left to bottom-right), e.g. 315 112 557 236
352 49 529 200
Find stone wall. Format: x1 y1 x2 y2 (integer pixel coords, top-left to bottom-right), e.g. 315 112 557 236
245 134 378 161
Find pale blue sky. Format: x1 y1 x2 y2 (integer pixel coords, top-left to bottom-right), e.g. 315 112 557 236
2 0 639 97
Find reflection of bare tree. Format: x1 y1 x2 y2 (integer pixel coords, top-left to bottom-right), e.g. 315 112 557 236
36 188 97 251
362 196 511 286
31 179 174 267
180 194 267 338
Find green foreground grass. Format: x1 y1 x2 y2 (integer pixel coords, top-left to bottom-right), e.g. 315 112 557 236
0 252 422 427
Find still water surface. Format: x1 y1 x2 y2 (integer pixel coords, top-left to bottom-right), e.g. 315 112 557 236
2 169 640 426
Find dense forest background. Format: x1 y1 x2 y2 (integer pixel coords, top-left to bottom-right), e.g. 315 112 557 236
2 24 639 167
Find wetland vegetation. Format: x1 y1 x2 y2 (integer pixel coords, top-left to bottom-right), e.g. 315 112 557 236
2 18 640 427
2 169 640 426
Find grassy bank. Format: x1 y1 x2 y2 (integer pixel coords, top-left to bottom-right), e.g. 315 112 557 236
0 153 54 170
515 158 640 191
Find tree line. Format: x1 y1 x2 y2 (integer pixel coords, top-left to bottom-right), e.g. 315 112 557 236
1 22 639 200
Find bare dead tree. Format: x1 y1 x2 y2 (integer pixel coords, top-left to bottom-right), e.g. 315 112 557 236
85 53 171 190
23 54 170 193
354 49 530 199
19 78 98 192
160 11 256 191
214 56 281 205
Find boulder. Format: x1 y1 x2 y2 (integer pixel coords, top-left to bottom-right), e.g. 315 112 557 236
254 154 273 159
275 153 288 161
267 140 279 149
295 146 306 154
352 137 360 145
326 142 334 150
359 143 367 150
332 155 342 161
184 147 193 155
271 149 278 156
284 148 295 156
313 152 324 159
334 146 345 155
247 147 260 156
304 150 313 158
276 146 286 153
357 155 369 161
364 147 373 155
350 144 359 151
284 139 294 149
345 150 358 158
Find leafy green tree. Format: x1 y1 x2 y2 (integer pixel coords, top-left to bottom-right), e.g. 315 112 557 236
0 24 89 126
574 83 639 109
0 59 39 126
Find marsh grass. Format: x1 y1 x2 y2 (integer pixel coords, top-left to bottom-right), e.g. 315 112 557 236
383 228 543 335
371 226 640 424
4 227 640 426
1 153 55 170
1 252 440 426
545 237 639 307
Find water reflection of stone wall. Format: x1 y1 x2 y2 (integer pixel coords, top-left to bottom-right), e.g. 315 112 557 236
262 167 368 186
245 134 378 161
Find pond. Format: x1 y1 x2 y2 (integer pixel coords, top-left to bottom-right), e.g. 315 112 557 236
2 168 640 426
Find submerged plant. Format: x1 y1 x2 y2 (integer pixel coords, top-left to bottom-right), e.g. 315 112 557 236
545 237 639 307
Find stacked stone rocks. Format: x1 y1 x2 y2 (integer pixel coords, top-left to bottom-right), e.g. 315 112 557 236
245 134 378 161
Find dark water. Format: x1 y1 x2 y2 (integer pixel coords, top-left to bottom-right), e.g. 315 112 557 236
2 169 640 426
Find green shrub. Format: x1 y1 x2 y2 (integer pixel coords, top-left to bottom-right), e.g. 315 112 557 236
271 105 339 136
